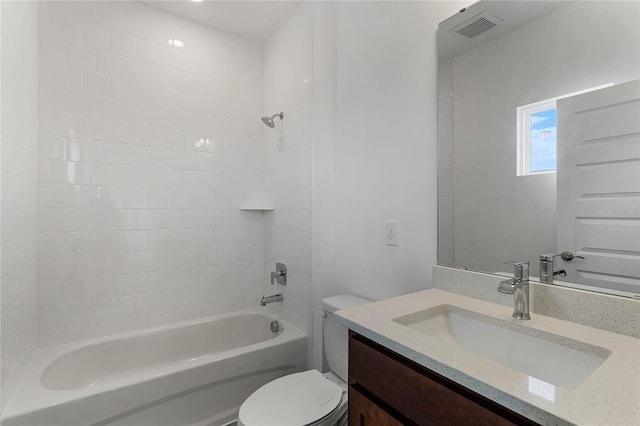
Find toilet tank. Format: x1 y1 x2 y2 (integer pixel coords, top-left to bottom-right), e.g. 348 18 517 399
322 295 371 382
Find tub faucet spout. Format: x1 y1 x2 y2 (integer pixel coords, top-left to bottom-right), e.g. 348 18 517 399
261 293 283 306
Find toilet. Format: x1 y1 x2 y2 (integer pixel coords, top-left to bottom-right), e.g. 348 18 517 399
238 294 371 426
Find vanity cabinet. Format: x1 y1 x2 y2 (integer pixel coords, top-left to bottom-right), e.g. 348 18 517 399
348 331 538 426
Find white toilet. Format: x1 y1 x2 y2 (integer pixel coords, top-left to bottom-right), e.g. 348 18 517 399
238 294 371 426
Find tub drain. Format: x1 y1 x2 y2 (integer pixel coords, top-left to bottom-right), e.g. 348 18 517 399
270 320 280 333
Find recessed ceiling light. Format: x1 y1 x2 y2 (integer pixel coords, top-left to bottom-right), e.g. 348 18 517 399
168 39 184 48
192 0 203 2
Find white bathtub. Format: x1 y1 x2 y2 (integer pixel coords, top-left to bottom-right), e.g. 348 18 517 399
2 311 306 426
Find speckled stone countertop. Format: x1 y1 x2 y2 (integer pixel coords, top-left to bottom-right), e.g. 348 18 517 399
336 285 640 425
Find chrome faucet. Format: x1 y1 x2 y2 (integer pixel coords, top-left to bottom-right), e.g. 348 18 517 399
540 251 583 283
539 253 566 283
498 261 531 320
260 293 283 306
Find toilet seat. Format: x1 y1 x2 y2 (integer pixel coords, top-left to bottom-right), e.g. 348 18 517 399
238 370 345 426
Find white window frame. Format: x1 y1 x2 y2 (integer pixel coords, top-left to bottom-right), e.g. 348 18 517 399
516 83 614 177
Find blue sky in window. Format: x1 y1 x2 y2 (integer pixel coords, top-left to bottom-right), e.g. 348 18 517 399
530 108 557 172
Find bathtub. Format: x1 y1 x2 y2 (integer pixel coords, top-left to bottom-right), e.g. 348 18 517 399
2 311 306 426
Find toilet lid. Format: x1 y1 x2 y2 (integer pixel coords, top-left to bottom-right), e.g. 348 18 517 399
239 370 343 426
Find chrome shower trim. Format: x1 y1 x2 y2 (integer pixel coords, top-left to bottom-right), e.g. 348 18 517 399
261 112 284 128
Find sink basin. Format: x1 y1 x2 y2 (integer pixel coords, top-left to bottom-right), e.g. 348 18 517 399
393 305 611 389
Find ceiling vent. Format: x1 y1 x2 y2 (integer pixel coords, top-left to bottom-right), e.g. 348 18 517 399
451 12 503 39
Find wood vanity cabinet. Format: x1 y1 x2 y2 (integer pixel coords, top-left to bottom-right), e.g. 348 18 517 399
348 331 538 426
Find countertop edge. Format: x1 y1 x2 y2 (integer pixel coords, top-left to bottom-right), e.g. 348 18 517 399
336 313 572 426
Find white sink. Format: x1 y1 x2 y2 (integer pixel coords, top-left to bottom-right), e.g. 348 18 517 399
393 305 611 390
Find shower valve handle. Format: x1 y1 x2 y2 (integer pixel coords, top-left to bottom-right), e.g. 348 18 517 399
270 262 287 285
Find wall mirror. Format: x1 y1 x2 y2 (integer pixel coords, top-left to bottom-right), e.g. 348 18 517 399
437 1 640 298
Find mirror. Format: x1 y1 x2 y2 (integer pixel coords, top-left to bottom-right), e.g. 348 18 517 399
437 1 640 297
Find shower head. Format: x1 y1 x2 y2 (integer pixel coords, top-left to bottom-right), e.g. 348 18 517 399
261 112 284 128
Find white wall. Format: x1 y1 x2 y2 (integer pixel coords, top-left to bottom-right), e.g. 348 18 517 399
310 0 468 370
437 58 454 266
331 1 464 300
1 0 39 412
262 3 313 352
451 1 640 274
37 1 265 346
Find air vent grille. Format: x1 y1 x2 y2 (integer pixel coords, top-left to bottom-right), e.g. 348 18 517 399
456 17 497 38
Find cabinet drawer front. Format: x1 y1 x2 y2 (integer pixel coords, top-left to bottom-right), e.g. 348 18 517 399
349 333 535 426
349 386 404 426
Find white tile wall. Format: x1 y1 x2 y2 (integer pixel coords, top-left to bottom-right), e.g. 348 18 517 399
38 1 265 346
263 3 313 341
1 0 39 412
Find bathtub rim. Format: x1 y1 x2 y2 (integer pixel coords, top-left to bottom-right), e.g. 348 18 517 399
3 308 306 421
40 311 287 391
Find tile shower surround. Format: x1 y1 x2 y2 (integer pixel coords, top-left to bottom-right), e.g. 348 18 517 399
1 0 40 411
262 3 313 348
37 1 266 346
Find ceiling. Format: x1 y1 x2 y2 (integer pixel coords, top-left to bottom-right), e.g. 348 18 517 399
141 0 301 42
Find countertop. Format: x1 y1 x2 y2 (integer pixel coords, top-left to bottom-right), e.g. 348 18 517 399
335 288 640 426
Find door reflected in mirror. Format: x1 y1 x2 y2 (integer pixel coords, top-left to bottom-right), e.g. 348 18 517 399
437 1 640 297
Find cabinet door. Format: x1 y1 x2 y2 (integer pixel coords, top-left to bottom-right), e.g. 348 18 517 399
348 386 403 426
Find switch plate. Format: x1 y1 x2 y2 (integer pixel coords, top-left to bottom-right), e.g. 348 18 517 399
385 220 399 246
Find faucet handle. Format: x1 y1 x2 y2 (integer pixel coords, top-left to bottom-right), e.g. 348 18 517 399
504 261 529 281
270 262 287 285
539 253 559 262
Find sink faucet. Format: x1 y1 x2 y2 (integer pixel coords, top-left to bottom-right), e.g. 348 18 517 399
498 261 531 320
539 253 566 283
260 293 283 306
540 251 584 283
